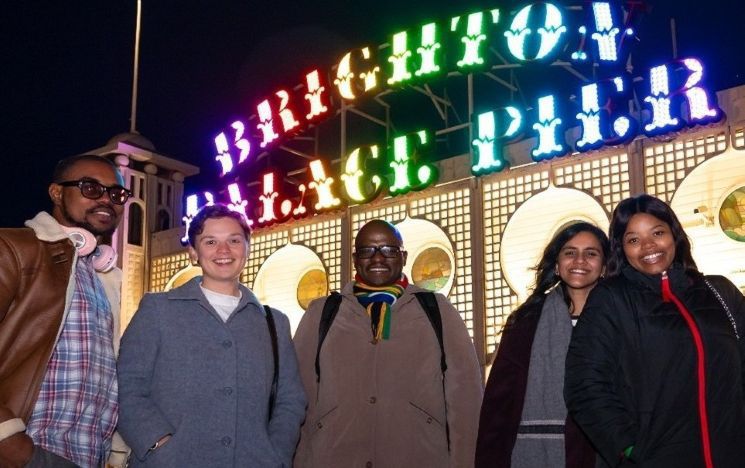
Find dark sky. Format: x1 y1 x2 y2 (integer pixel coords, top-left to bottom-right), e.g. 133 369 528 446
3 0 745 227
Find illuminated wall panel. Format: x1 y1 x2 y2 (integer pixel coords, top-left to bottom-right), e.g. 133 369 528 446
670 147 745 292
482 171 550 354
244 230 291 287
122 251 145 331
291 219 343 293
733 124 745 150
351 204 408 234
410 188 474 337
643 131 727 202
554 152 630 213
150 252 191 292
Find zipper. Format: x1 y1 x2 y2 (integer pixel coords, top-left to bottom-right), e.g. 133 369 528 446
660 271 714 468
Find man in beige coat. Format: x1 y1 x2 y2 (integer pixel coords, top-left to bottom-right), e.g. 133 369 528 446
294 219 483 467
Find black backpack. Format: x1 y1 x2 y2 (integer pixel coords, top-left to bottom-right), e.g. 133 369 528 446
313 291 450 449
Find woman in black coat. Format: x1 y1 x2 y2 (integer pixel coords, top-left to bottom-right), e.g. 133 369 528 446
565 194 745 468
476 222 608 468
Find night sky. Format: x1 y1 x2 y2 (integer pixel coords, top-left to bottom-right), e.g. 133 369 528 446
4 0 745 227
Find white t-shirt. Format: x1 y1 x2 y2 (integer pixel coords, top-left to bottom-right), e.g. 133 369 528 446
200 284 241 322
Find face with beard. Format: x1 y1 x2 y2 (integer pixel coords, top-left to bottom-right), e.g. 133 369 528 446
48 159 125 237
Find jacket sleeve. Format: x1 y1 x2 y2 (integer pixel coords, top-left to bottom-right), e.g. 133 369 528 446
706 276 745 398
475 313 535 468
116 294 176 460
267 308 307 467
437 294 484 468
564 285 637 466
0 234 24 438
291 298 324 467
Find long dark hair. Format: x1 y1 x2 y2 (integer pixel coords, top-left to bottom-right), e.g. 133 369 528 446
606 194 698 278
519 222 609 314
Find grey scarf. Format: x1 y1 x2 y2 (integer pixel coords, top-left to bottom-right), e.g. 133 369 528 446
511 287 573 468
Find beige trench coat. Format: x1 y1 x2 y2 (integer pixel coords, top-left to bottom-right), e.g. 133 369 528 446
293 283 483 468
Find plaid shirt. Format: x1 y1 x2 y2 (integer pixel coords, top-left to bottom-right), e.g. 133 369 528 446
26 256 119 467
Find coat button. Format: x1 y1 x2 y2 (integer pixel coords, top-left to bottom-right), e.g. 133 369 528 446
426 417 433 424
316 422 323 429
368 396 376 404
222 340 232 348
366 462 372 468
223 387 233 396
221 436 232 446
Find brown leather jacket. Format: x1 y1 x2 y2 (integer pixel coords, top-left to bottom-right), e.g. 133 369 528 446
0 212 122 448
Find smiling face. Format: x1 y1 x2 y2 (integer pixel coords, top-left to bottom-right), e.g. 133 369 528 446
556 231 606 292
49 159 125 236
622 212 676 275
353 221 407 287
189 217 249 295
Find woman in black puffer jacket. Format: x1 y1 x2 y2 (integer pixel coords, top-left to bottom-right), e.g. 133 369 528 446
565 194 745 468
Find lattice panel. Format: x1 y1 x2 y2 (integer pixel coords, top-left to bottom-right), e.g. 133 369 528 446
351 204 408 236
410 188 474 337
554 153 630 213
291 218 343 292
643 132 728 202
733 125 745 150
150 252 191 293
123 251 145 330
244 230 291 287
482 170 551 354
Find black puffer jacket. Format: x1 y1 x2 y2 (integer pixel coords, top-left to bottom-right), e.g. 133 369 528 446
565 265 745 468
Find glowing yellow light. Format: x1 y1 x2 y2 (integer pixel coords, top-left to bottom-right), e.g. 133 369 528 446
341 145 382 203
308 159 341 210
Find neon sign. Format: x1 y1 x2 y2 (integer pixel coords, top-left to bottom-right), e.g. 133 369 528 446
185 1 724 238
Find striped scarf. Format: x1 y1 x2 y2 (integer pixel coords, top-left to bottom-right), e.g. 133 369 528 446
353 274 409 342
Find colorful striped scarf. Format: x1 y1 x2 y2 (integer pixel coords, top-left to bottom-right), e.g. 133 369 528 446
353 274 409 342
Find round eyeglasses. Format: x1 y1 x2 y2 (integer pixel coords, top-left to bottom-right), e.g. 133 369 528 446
57 179 133 205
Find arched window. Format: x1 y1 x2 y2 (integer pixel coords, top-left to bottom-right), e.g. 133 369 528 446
156 209 171 232
127 203 144 246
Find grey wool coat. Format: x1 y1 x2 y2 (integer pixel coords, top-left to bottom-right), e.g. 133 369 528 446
117 277 306 468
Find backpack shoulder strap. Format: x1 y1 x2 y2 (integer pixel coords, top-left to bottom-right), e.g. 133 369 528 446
263 305 279 420
413 291 451 451
414 291 447 373
316 292 343 382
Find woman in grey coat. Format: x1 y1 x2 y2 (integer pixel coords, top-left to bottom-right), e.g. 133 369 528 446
117 204 306 467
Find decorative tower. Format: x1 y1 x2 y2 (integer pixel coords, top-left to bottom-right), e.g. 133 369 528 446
87 132 199 330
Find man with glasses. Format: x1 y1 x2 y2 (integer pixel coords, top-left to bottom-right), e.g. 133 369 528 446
293 219 483 468
0 154 130 467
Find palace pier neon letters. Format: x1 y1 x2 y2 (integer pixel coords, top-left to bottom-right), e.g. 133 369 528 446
183 1 723 236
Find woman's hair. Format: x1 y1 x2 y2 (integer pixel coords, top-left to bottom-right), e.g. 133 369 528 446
520 221 609 312
187 204 252 247
606 193 698 277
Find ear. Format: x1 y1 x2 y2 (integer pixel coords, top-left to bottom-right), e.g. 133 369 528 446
401 250 408 266
48 183 63 207
188 246 198 265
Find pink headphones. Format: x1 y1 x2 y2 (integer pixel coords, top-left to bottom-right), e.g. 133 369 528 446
60 226 118 272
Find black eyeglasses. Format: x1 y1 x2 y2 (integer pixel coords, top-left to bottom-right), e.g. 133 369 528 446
57 179 133 205
355 245 403 259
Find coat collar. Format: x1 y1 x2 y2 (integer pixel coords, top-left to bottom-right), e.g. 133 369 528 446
25 212 69 242
168 276 265 315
